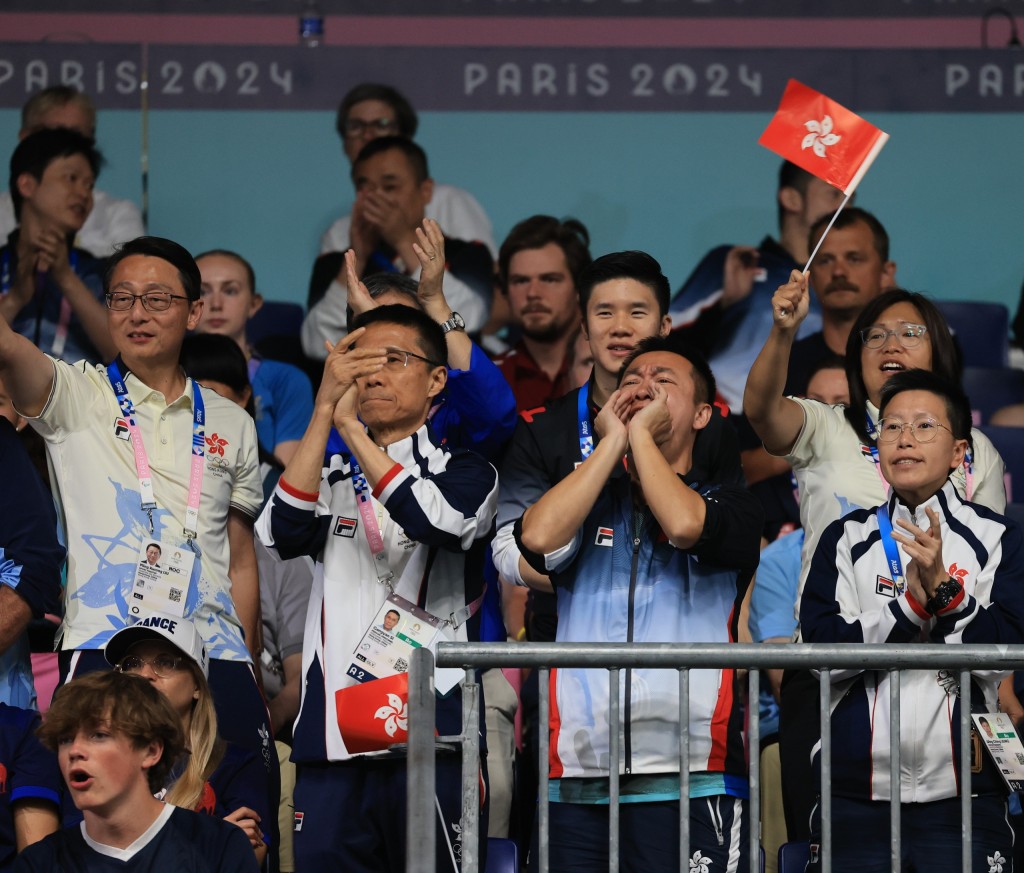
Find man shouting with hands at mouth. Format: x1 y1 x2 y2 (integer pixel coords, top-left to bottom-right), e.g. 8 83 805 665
515 332 762 873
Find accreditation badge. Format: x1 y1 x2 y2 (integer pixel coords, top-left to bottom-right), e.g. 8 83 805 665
346 594 442 684
130 539 196 619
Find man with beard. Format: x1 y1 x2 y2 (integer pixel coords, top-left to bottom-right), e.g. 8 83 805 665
492 215 592 412
784 207 896 395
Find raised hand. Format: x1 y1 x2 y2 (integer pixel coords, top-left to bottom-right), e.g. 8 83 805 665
771 269 810 332
892 508 947 605
412 218 446 308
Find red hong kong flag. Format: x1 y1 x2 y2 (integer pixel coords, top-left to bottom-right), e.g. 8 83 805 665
758 79 889 196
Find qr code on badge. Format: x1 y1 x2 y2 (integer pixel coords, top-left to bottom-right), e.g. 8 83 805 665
169 588 182 604
1016 752 1024 765
394 657 409 674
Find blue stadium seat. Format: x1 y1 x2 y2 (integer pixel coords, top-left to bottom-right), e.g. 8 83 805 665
247 300 304 346
979 425 1024 504
961 366 1024 426
936 300 1010 369
778 840 811 873
485 837 518 873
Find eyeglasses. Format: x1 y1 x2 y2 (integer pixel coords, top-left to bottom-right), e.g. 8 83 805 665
342 118 398 139
860 323 928 350
383 348 443 370
105 292 190 312
116 654 187 677
874 416 952 443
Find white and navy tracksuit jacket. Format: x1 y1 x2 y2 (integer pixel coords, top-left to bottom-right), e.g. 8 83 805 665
256 423 498 763
801 480 1024 802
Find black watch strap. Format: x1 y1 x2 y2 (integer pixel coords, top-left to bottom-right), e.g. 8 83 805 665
925 578 962 615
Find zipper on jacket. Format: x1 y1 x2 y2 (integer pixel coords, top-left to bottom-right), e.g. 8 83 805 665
623 505 645 774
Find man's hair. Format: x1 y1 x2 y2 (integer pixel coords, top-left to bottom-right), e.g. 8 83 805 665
497 215 592 295
351 136 429 185
777 160 815 227
9 128 102 217
335 83 418 142
195 249 257 295
350 303 448 369
844 289 962 442
22 86 97 136
618 334 716 407
147 542 161 553
180 334 251 397
345 273 422 332
808 353 846 382
578 250 670 319
808 206 890 263
38 671 185 794
106 236 202 302
878 369 972 442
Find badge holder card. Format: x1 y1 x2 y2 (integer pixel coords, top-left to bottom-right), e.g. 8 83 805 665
972 712 1024 792
130 540 196 619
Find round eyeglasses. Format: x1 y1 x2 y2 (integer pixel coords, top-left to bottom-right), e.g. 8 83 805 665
105 292 190 312
116 654 187 677
874 416 952 443
343 118 398 139
860 323 928 350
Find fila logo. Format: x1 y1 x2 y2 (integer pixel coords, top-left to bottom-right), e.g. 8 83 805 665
113 417 130 441
876 575 896 598
334 516 357 538
293 811 304 832
595 527 614 547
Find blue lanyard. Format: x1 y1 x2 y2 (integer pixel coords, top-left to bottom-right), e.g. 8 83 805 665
577 382 594 460
875 504 905 593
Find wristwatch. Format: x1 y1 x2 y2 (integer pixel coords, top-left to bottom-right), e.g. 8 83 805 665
439 311 466 334
925 578 963 615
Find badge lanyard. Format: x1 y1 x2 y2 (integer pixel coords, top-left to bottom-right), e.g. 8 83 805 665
349 455 395 587
1 249 78 358
107 360 206 550
578 382 594 460
867 410 974 500
875 504 905 594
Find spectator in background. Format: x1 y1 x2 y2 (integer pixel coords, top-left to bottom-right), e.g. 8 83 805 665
492 215 591 413
0 86 144 259
2 129 113 364
194 249 314 467
321 83 495 258
17 670 259 872
670 160 840 412
303 138 493 351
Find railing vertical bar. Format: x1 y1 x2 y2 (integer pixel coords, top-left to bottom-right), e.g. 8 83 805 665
748 668 761 873
407 647 436 873
679 668 690 872
961 668 973 870
538 667 550 873
461 668 479 873
608 668 620 873
889 669 901 873
820 667 832 873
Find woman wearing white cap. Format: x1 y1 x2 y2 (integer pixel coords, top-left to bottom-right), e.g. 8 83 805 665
103 613 270 867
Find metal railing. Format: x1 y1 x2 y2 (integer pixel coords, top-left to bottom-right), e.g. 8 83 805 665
405 642 1024 873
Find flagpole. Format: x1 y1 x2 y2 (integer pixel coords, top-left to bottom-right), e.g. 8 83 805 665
802 190 852 274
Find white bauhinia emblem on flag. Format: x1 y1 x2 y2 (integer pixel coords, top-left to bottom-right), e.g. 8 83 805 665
374 692 408 737
801 115 841 158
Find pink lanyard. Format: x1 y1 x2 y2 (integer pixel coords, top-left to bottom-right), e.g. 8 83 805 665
350 456 394 587
107 360 206 549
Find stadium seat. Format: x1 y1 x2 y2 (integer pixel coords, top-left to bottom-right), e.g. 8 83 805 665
247 300 304 346
778 840 811 873
485 837 518 873
979 425 1024 503
961 366 1024 425
936 300 1010 369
